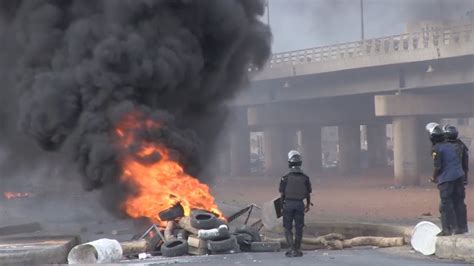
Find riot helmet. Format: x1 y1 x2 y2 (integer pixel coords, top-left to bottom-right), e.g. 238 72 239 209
425 122 444 144
443 124 458 141
288 150 302 168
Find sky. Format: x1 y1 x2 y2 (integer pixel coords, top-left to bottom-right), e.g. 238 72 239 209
265 0 474 52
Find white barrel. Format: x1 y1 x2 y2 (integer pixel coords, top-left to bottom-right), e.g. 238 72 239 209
410 221 441 255
67 238 123 264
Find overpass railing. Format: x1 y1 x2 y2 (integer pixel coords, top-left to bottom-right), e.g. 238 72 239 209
251 23 473 72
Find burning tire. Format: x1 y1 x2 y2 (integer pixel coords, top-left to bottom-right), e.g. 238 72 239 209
159 203 185 221
250 241 281 252
216 218 228 226
235 225 261 242
161 239 188 257
190 211 218 230
207 235 239 253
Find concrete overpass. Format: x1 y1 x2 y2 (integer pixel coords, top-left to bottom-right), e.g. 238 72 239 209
226 23 474 185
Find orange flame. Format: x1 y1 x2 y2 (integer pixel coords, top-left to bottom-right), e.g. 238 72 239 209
3 192 30 200
117 113 223 226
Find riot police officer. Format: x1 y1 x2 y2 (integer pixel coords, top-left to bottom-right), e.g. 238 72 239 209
279 150 312 257
443 125 469 234
426 123 466 236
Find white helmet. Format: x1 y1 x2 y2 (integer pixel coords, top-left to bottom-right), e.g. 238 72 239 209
288 150 301 160
425 122 441 135
288 150 302 167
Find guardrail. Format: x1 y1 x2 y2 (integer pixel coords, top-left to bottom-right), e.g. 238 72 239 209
250 23 473 72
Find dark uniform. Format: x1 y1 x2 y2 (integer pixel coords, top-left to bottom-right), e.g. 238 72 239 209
279 167 312 257
450 138 469 233
454 139 469 185
432 141 467 235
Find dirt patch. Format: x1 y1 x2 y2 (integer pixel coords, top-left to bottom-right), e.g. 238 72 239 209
211 169 474 224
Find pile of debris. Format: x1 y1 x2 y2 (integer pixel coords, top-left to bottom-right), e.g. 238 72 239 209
156 203 280 257
67 201 408 264
68 203 280 264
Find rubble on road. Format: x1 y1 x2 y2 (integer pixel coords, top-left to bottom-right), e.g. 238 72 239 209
64 202 409 264
66 203 275 263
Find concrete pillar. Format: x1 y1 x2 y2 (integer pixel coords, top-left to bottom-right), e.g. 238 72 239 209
229 108 250 177
367 124 387 167
263 126 297 176
300 125 322 173
393 117 420 186
338 125 361 175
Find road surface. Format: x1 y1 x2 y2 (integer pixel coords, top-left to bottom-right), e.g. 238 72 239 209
124 246 467 265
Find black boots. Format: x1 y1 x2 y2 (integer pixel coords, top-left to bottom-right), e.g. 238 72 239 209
454 228 468 235
454 205 468 235
437 230 452 236
294 234 303 257
284 230 296 257
284 230 304 257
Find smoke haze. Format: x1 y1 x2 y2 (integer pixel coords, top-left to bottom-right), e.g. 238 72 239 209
1 0 472 222
0 0 271 215
268 0 473 52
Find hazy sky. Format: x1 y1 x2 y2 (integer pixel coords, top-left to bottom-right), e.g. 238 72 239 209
266 0 474 52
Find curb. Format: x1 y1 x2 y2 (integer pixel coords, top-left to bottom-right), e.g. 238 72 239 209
435 234 474 263
267 222 412 240
0 235 80 265
269 221 473 263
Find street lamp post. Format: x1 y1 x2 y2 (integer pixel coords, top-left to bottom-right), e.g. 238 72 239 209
360 0 365 40
266 0 271 26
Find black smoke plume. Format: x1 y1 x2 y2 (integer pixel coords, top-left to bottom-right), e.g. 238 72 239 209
0 0 271 213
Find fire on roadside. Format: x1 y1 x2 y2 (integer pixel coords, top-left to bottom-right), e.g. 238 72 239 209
3 192 31 200
116 113 223 226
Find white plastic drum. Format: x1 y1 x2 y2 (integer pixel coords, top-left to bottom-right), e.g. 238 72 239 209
68 238 123 264
410 221 442 255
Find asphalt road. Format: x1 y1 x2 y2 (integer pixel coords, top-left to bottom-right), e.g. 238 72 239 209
124 247 468 265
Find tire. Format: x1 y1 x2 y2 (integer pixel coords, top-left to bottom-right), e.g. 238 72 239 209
207 235 238 252
161 239 188 257
149 235 164 251
234 233 253 251
191 212 218 230
234 225 261 242
159 204 185 221
216 218 228 226
235 233 252 245
250 241 281 252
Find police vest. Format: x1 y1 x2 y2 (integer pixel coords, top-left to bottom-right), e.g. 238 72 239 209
284 172 309 200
